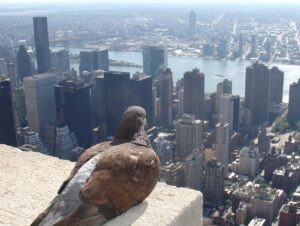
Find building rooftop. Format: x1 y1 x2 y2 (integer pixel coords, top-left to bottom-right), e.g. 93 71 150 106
0 144 203 226
248 217 266 226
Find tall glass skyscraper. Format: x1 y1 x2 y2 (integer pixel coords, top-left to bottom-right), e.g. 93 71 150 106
143 46 167 78
0 78 17 146
33 17 51 74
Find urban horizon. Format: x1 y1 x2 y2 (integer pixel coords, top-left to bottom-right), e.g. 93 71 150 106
1 2 300 226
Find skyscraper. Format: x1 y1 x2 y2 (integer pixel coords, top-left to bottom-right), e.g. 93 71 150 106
143 46 168 77
130 73 153 127
55 80 92 148
288 79 300 124
79 51 93 74
104 71 130 136
183 68 205 119
270 66 284 105
0 78 17 146
16 45 32 80
185 150 203 191
217 79 232 96
51 49 70 75
0 58 8 76
158 68 173 129
24 73 56 150
203 158 225 206
176 114 203 160
93 49 109 71
33 17 51 74
245 62 270 124
216 122 230 171
188 11 196 35
218 94 240 133
79 50 109 74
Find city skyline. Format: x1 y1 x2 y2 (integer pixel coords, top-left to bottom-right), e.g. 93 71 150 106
1 3 300 225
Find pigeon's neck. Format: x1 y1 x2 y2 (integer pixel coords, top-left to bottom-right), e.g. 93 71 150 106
112 127 151 148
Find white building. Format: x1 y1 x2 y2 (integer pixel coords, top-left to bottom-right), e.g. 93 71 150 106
185 150 203 191
237 146 260 177
218 94 240 133
216 122 230 171
176 114 203 160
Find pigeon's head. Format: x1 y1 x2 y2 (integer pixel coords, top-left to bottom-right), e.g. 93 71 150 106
112 106 150 146
122 106 147 129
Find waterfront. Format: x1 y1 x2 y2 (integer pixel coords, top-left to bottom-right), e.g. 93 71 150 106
52 47 300 102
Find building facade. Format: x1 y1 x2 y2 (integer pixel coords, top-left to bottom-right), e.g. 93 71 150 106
216 122 230 171
175 114 203 160
158 68 173 129
33 17 51 73
183 68 205 119
245 62 270 124
203 158 225 206
24 73 57 150
55 80 92 148
0 79 17 146
143 46 168 77
16 45 32 80
288 79 300 124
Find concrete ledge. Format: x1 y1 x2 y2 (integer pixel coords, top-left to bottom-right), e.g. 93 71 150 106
0 145 203 226
104 182 203 226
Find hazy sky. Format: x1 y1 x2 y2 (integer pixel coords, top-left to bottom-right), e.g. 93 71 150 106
1 0 300 4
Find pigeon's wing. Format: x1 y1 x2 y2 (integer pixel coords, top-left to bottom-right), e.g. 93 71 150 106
32 152 105 226
79 143 160 214
58 142 111 194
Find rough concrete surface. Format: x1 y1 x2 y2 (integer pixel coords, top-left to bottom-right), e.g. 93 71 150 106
0 145 74 226
0 144 203 226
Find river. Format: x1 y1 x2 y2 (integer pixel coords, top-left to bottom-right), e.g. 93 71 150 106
51 47 300 102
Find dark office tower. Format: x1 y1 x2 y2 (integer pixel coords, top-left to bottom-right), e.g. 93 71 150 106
93 75 107 142
7 63 16 90
251 34 256 57
270 66 284 104
288 79 300 124
95 76 106 127
245 62 270 124
55 80 92 148
203 158 225 206
104 71 130 136
238 34 244 57
217 79 232 95
184 68 205 120
218 38 228 59
130 73 153 127
143 46 168 78
0 78 17 146
17 45 32 80
79 51 93 74
33 17 51 74
158 68 173 129
188 11 196 35
93 49 109 71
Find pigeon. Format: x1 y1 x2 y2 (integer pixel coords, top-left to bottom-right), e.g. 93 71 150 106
31 106 160 226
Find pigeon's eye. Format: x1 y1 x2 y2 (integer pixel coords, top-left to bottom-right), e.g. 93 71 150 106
146 159 155 165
